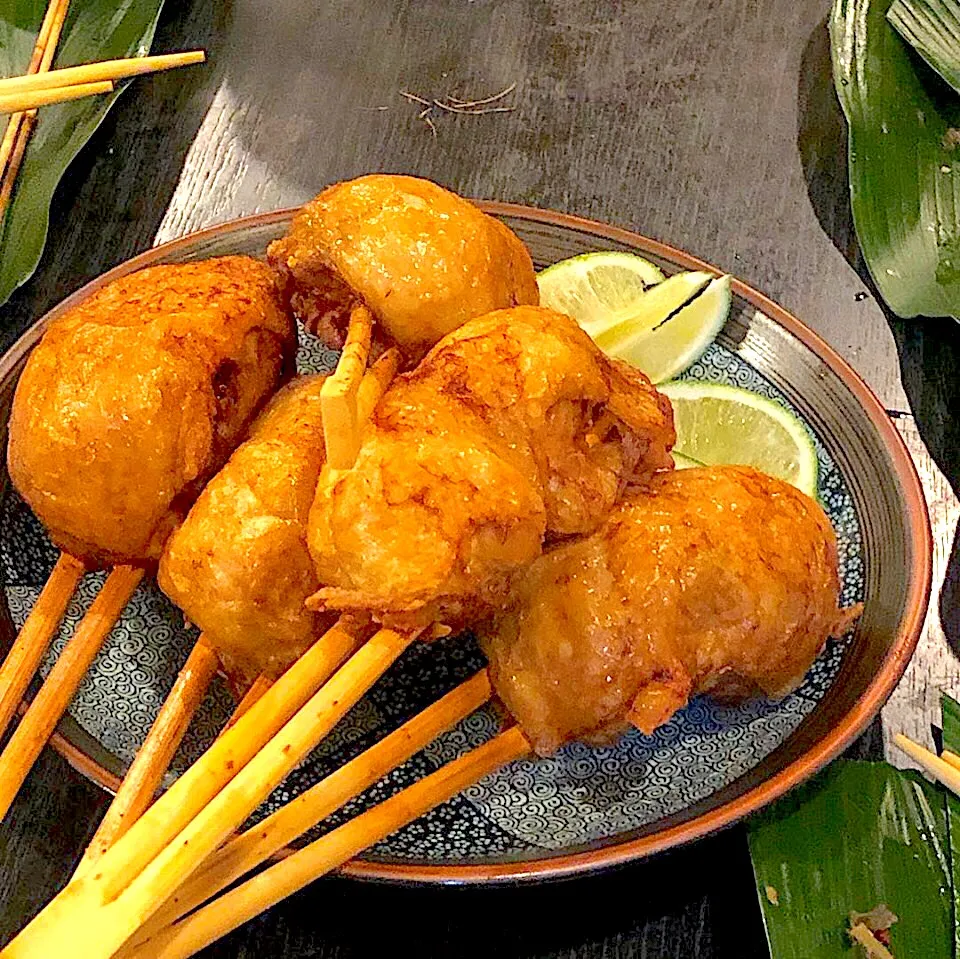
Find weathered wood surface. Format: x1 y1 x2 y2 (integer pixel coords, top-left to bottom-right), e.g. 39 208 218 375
1 0 957 955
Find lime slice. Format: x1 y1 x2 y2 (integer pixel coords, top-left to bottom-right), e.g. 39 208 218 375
659 381 819 497
599 275 731 383
537 252 666 336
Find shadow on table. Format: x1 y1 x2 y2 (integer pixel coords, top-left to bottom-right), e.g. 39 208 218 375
0 0 234 352
797 16 960 663
202 826 767 959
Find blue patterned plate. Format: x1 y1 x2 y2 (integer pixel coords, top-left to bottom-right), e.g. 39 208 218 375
0 206 930 883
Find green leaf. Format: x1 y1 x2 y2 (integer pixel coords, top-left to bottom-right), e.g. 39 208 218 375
942 692 960 956
748 761 952 958
942 692 960 752
0 0 167 308
888 0 960 95
830 0 960 319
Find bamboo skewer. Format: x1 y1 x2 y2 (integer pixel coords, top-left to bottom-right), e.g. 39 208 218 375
1 0 69 150
0 0 71 218
0 51 205 96
0 565 144 820
124 671 494 950
128 726 531 959
0 552 85 739
74 637 221 878
322 304 374 469
0 113 36 215
0 80 114 115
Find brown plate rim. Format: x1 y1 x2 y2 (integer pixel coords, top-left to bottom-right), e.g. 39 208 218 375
2 202 932 885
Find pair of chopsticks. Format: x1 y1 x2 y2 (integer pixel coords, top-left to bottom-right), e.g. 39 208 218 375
893 732 960 794
0 0 204 227
0 50 205 115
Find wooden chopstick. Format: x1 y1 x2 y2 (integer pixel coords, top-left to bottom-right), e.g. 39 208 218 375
0 0 71 218
942 749 960 774
893 732 960 795
0 80 113 115
0 51 205 96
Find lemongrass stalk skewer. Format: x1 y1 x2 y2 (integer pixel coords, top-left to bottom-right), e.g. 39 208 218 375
127 726 530 959
0 565 144 820
123 671 493 950
0 553 85 738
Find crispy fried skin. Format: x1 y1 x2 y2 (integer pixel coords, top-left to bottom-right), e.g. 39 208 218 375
307 306 675 632
8 257 296 567
158 376 337 687
267 174 539 360
481 466 861 755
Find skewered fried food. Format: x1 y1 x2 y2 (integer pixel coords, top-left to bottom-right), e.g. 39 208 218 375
266 174 539 361
481 465 861 754
307 305 675 632
8 257 297 567
158 375 336 688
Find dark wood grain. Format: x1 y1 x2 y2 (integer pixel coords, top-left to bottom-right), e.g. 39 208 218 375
0 0 957 956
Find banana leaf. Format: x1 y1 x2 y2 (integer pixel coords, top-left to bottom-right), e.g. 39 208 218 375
944 692 960 955
831 0 960 320
0 0 167 309
748 761 952 958
888 0 960 95
943 692 960 750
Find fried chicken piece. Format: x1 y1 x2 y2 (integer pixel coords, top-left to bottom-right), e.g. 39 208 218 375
307 306 675 632
267 174 539 360
481 466 861 755
8 257 296 568
158 376 336 687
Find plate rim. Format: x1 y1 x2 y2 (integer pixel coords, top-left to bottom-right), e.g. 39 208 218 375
2 202 932 885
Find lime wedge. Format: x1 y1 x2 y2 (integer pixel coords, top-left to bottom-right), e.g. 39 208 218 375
599 275 732 383
537 252 666 337
659 381 819 497
592 271 713 348
672 451 705 469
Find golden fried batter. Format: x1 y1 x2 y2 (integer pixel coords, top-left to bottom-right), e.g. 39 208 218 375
267 174 539 359
481 466 860 755
158 376 336 687
8 257 296 567
307 306 675 632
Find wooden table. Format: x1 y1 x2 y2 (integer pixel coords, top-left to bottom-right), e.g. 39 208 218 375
1 0 958 955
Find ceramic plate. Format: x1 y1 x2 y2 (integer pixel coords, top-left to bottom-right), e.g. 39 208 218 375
0 205 930 883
